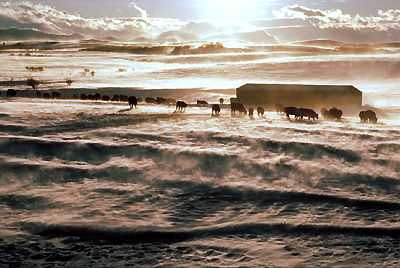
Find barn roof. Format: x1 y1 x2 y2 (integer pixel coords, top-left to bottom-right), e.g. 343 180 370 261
238 83 362 94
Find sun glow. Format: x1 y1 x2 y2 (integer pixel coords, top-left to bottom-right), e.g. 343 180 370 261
200 0 262 21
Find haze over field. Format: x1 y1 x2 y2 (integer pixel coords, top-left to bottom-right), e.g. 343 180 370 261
1 1 400 267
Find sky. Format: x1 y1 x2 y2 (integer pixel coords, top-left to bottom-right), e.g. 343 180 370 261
1 0 400 43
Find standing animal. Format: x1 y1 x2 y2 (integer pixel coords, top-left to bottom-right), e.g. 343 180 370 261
102 95 111 101
128 96 137 109
276 103 285 115
257 107 265 117
284 106 300 120
156 97 166 104
80 94 87 100
212 104 220 115
321 107 343 120
231 102 247 115
145 97 156 103
299 108 318 120
248 107 254 118
52 92 61 99
197 100 208 106
43 93 51 99
6 89 16 97
176 101 187 112
359 110 377 123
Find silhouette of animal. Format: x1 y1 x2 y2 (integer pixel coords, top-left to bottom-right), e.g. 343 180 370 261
276 104 285 115
257 107 265 117
359 110 377 123
145 97 156 103
119 95 128 102
102 95 111 101
94 93 101 101
212 104 220 115
284 106 300 119
43 93 51 99
128 96 137 109
35 91 42 98
6 89 16 97
197 100 208 106
52 92 61 99
80 94 87 100
231 102 247 115
219 98 224 104
156 97 166 104
111 95 119 101
299 108 318 120
248 107 254 117
176 101 187 112
321 107 343 120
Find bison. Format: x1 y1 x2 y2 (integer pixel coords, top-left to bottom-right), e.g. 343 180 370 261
212 104 220 115
156 97 166 104
299 108 318 120
284 106 300 120
231 102 247 115
128 96 137 109
145 97 156 103
43 93 51 99
6 89 16 97
257 107 265 117
102 95 111 101
197 100 208 106
176 101 188 112
321 107 343 120
359 110 377 123
52 92 61 99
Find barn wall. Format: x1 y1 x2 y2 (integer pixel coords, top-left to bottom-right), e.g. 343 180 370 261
236 84 362 111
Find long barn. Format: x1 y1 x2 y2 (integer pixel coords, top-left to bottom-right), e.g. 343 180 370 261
236 83 362 112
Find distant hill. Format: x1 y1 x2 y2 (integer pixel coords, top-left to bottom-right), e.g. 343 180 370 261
0 28 83 41
292 40 346 47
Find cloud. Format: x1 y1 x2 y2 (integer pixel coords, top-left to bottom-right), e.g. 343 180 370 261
0 1 278 44
273 5 400 31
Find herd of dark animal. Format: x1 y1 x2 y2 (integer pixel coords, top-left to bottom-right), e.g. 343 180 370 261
2 88 378 123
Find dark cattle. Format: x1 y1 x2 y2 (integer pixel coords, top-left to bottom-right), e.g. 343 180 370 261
87 94 95 101
248 107 254 117
43 93 51 99
175 101 187 112
52 92 61 99
321 107 343 120
299 108 318 120
359 110 378 123
230 97 237 103
6 89 16 97
111 95 120 101
128 96 138 109
284 106 300 120
231 102 247 115
102 95 111 101
80 94 87 100
276 103 285 115
94 93 101 101
197 100 208 106
119 95 128 102
156 97 166 104
257 107 265 117
145 97 156 103
212 104 220 115
219 98 224 104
